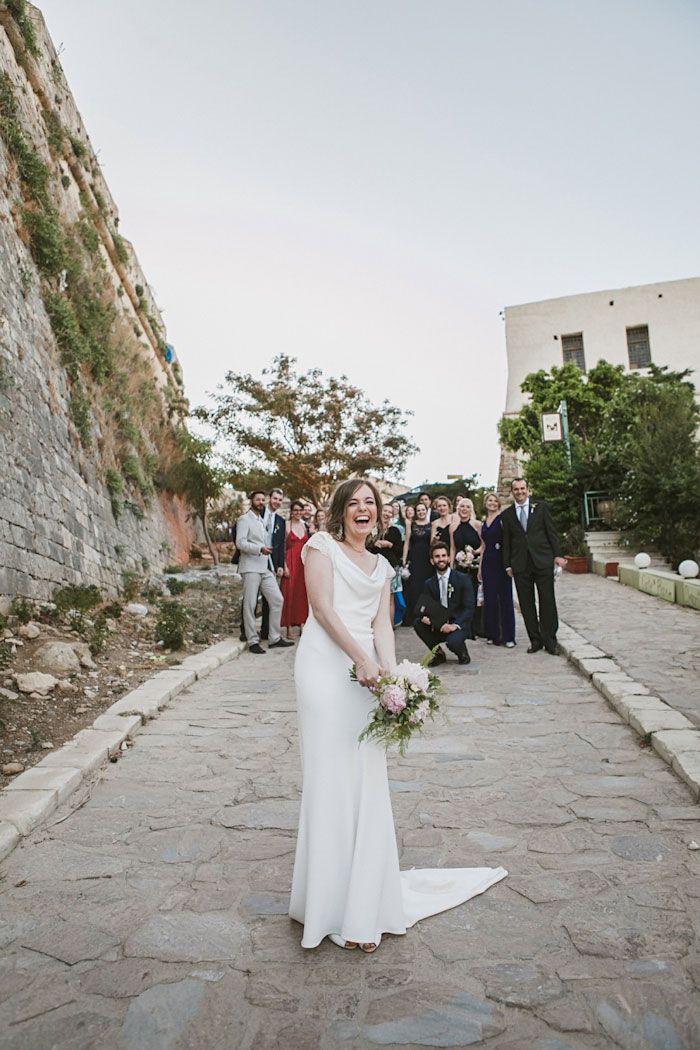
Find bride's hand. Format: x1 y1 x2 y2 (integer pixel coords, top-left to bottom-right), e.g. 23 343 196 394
355 657 382 690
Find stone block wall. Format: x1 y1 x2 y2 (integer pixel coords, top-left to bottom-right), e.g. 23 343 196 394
0 4 196 599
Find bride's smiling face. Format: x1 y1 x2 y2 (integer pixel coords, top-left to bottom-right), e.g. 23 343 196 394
344 484 377 541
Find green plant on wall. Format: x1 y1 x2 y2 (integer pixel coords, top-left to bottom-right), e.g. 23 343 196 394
5 0 41 59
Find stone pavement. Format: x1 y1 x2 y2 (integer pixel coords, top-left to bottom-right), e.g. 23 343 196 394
556 573 700 730
1 621 700 1050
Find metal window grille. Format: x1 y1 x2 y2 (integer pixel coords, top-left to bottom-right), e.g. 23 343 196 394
561 332 585 371
626 325 651 369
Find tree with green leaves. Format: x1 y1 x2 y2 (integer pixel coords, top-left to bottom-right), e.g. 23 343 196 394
163 428 231 565
204 355 418 505
499 360 700 564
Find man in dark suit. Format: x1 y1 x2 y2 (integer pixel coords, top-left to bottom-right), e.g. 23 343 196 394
501 478 567 655
413 541 474 666
260 488 286 640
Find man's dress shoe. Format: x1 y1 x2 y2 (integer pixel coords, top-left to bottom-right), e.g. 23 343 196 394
527 644 543 654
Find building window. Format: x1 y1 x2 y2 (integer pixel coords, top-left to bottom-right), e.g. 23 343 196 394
561 332 585 371
626 325 651 369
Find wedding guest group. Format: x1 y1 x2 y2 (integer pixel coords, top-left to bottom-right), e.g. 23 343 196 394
235 490 335 651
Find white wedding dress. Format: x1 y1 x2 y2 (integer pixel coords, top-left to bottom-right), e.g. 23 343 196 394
289 531 507 948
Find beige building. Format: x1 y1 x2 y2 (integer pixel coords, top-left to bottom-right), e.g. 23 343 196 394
498 276 700 491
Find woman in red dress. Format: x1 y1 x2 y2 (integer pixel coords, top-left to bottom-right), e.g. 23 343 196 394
282 500 310 639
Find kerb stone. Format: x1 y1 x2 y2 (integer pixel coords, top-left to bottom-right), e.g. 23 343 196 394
669 752 700 800
628 708 694 736
4 765 82 803
0 788 58 834
574 657 620 679
0 820 20 860
651 729 700 765
37 728 125 773
91 712 143 737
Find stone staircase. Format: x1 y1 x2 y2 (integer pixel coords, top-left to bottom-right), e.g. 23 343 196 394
584 530 672 572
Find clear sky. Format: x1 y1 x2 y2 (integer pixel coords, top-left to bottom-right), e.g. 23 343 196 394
37 0 700 489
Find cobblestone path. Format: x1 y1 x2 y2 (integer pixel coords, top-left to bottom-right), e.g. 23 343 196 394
1 624 699 1049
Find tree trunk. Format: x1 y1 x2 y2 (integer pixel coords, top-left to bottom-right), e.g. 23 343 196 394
201 495 219 566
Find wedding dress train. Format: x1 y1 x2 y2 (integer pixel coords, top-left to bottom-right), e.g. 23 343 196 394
289 531 506 949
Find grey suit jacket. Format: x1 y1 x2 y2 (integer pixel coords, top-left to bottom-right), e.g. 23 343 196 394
236 510 273 574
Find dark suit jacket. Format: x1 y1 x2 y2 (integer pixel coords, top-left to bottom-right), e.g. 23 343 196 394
501 500 562 574
421 570 474 632
270 513 286 572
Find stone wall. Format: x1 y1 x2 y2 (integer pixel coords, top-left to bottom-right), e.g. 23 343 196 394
0 4 196 600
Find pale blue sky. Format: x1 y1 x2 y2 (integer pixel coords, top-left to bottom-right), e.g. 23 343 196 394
38 0 700 487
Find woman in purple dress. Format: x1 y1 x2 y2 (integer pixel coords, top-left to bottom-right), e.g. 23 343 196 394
478 493 516 647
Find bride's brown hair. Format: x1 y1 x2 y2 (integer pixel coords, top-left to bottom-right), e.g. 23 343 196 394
327 478 383 546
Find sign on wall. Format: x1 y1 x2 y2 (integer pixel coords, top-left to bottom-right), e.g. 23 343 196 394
541 412 564 442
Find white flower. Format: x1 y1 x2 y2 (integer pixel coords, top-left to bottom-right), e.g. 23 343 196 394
394 660 430 693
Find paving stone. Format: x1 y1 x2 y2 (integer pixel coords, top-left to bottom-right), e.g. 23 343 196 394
569 798 649 822
20 920 120 964
472 963 564 1006
334 987 506 1046
124 912 247 962
505 694 551 706
652 729 700 764
121 978 207 1050
561 899 693 959
465 831 517 851
213 800 300 830
78 958 188 998
590 981 700 1050
508 870 608 903
609 834 674 862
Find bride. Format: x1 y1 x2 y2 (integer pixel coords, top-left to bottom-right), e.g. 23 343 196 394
288 479 506 952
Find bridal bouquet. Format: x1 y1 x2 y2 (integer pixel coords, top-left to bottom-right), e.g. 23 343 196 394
350 654 441 756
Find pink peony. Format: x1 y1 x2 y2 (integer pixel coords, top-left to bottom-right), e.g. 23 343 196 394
395 660 430 693
380 684 407 714
409 699 431 724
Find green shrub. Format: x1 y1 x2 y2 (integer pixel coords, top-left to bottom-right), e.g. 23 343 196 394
70 381 92 447
0 640 13 671
6 0 41 57
103 601 123 619
164 565 184 574
121 571 142 601
124 500 145 520
166 577 187 595
0 73 49 204
21 206 67 277
155 599 188 650
189 546 203 561
10 596 33 623
77 216 100 255
89 613 109 656
112 231 129 266
53 584 102 619
68 132 87 162
105 468 123 495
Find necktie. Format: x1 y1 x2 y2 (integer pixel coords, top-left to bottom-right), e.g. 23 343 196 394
519 505 528 532
439 574 448 607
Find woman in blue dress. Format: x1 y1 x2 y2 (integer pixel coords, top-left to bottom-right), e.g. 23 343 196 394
401 502 432 625
478 493 516 647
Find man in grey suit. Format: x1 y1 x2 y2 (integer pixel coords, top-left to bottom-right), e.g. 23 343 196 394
236 491 293 654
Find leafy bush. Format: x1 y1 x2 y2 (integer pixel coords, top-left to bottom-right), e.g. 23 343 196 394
6 0 41 57
0 641 13 671
164 565 184 574
102 601 123 619
10 597 33 624
121 571 142 601
105 468 123 496
189 546 203 560
166 577 187 595
155 600 188 650
53 584 102 634
21 206 68 277
89 613 109 656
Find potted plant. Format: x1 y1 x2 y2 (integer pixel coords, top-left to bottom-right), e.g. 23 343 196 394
563 525 589 574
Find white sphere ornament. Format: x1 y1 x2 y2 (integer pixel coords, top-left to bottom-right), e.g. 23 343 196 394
678 559 699 579
634 552 651 569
